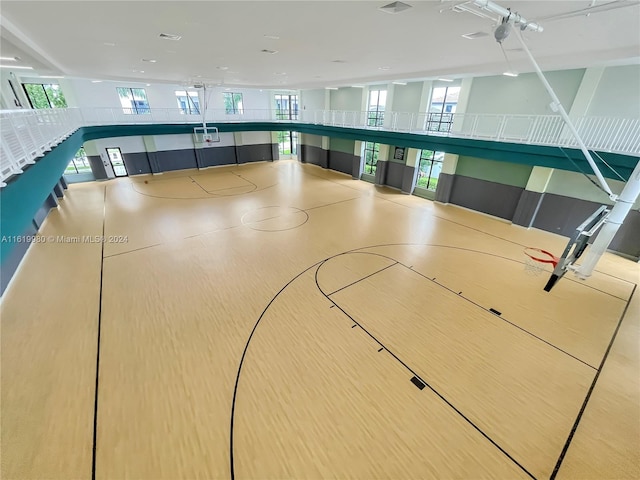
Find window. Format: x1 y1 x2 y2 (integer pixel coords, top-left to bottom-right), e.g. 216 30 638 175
175 90 200 114
223 92 243 114
363 142 380 175
367 89 386 127
277 131 298 156
426 86 460 132
22 83 67 109
117 87 150 114
64 147 91 175
275 94 299 120
416 150 444 190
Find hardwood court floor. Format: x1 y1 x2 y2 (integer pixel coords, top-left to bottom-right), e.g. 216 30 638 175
1 160 638 480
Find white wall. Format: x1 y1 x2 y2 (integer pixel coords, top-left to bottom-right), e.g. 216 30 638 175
238 131 272 145
587 65 640 118
546 169 639 208
153 134 194 151
300 89 326 112
62 78 273 113
465 69 586 115
390 82 423 113
329 87 363 111
86 136 146 154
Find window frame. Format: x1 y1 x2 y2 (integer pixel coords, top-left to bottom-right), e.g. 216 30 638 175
22 83 68 109
367 89 387 127
223 92 244 115
117 87 151 115
363 141 380 175
175 90 200 115
416 150 444 191
426 86 460 133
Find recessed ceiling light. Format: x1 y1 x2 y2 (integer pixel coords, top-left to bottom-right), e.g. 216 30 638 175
132 69 145 73
0 56 20 61
378 66 391 70
438 78 454 82
91 80 103 83
103 42 116 47
462 31 489 40
217 66 229 70
325 87 338 90
503 71 519 77
264 34 280 40
261 49 278 54
39 75 64 79
0 65 33 70
392 81 407 85
351 85 365 88
142 59 157 63
159 33 182 41
379 1 413 14
146 83 151 86
274 72 287 76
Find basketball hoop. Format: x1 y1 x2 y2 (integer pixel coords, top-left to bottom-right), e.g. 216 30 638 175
523 247 559 276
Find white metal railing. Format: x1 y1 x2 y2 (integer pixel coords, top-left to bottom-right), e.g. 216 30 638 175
1 107 638 186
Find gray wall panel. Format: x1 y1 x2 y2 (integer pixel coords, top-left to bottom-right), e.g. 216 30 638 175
154 149 198 172
434 173 455 203
301 144 328 168
33 193 57 228
533 192 640 258
401 165 418 194
328 150 353 175
123 152 152 175
449 175 523 220
236 144 274 164
1 222 37 295
513 191 544 228
386 162 404 189
88 155 107 180
196 146 237 168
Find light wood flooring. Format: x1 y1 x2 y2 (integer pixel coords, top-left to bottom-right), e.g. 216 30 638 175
1 160 638 479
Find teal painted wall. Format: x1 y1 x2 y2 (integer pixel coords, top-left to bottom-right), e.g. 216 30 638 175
301 133 323 148
546 169 640 209
1 130 84 263
456 156 533 188
329 88 362 112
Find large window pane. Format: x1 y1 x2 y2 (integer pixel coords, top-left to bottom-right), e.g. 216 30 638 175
117 87 150 114
223 92 244 114
416 150 443 191
23 83 67 109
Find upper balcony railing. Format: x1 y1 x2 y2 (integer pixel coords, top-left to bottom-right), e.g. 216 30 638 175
1 107 638 186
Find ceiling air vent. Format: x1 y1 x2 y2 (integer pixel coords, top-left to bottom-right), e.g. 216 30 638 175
159 33 182 41
261 49 278 54
462 31 489 40
379 1 412 14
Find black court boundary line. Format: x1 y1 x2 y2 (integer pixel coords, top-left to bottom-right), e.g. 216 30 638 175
298 165 636 286
324 251 597 370
313 261 537 480
229 244 635 477
326 261 399 296
353 243 632 302
101 197 358 260
229 260 323 480
240 206 309 232
91 185 107 479
191 173 260 197
129 176 276 200
550 283 637 479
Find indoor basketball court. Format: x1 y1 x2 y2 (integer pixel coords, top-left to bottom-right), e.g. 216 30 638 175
1 160 637 479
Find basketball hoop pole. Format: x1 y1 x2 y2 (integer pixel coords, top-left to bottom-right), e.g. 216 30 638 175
573 159 640 279
515 29 616 201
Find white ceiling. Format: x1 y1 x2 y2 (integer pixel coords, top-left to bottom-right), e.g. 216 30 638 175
1 1 639 89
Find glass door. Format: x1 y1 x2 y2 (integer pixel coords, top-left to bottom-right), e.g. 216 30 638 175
106 147 128 177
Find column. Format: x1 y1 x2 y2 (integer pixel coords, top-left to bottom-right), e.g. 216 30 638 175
434 153 459 203
512 166 554 227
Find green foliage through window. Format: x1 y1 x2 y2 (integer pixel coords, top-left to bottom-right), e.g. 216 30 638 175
223 92 244 114
23 83 67 109
64 147 92 175
416 150 443 191
363 142 380 175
